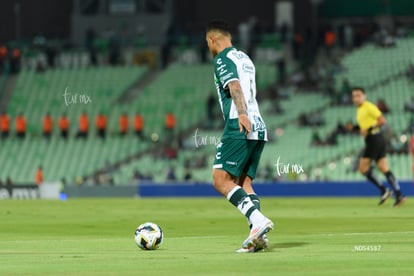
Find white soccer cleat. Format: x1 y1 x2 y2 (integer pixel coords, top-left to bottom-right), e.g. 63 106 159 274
236 246 255 253
242 218 274 249
236 234 269 253
254 234 269 251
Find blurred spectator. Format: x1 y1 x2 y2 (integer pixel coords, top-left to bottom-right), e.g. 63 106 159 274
410 131 414 167
164 145 178 159
407 114 414 134
261 161 274 181
35 166 43 186
376 98 390 114
0 45 7 73
406 63 414 82
292 33 304 60
86 28 98 66
324 30 336 57
206 93 216 128
298 112 308 126
0 112 10 138
335 121 347 135
344 24 354 50
95 112 107 139
184 169 193 181
344 120 358 134
15 113 26 138
389 134 408 154
119 112 129 136
325 131 338 146
404 96 414 113
279 22 289 44
277 57 286 84
310 129 324 146
377 28 395 48
410 134 414 176
134 113 144 139
165 112 176 138
58 113 70 139
45 46 57 68
199 40 208 64
166 166 176 181
238 20 251 52
411 133 414 153
132 169 145 182
10 48 21 74
76 112 89 139
334 78 352 105
108 32 121 65
160 40 172 69
6 176 13 197
307 111 325 126
42 112 53 138
271 98 284 115
36 60 46 73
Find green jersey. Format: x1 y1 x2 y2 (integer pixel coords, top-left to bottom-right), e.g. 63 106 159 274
213 47 267 141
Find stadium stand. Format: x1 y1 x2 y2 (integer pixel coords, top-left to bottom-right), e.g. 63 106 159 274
1 34 414 185
0 65 149 183
113 36 414 184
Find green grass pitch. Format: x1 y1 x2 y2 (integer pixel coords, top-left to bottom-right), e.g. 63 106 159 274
1 197 413 275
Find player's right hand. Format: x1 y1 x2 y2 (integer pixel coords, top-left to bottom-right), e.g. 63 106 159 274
238 114 251 134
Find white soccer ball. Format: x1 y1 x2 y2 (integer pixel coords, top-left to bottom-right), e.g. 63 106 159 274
134 222 163 250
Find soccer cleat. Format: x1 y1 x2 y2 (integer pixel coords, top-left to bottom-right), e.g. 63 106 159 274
254 234 269 252
242 218 273 249
378 188 393 205
236 246 255 253
393 195 406 207
236 235 269 253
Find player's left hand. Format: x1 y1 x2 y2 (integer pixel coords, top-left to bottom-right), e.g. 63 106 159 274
238 114 251 134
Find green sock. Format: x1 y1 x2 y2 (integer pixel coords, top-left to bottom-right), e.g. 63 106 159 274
227 186 257 218
249 194 261 211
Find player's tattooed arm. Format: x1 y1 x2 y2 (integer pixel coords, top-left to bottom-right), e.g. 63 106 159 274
228 80 247 115
228 80 251 133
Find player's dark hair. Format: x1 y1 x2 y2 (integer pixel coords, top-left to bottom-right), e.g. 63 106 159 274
352 87 365 94
206 19 232 35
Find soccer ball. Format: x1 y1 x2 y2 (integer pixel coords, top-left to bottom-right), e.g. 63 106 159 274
134 222 163 250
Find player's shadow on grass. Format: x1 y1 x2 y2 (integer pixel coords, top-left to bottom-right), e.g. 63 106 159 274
271 242 309 249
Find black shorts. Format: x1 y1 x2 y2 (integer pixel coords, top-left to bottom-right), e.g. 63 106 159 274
363 133 387 161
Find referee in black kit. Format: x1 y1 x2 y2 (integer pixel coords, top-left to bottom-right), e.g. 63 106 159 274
352 87 406 207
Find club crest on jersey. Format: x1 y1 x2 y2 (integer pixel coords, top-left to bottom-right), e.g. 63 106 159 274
252 115 266 132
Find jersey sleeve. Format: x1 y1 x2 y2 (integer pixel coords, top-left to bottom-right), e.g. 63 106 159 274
368 102 382 119
215 56 239 89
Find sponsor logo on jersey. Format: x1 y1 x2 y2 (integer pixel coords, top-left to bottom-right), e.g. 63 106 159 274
231 51 247 60
242 63 254 73
220 72 234 83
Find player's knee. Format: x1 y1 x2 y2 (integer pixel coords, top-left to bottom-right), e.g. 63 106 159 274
358 165 369 175
358 167 365 174
212 169 234 191
212 169 224 190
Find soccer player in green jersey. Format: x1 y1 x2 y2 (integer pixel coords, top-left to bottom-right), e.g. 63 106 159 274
206 19 274 252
